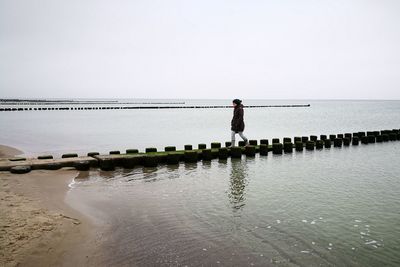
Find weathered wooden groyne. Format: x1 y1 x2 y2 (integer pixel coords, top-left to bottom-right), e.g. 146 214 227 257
0 99 185 105
1 129 399 174
0 104 310 112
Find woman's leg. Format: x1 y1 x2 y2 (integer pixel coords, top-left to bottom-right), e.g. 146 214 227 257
231 131 236 146
238 132 248 144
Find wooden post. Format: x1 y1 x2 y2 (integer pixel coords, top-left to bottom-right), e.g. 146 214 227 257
230 147 242 158
306 141 315 150
284 142 293 153
245 145 256 157
295 141 303 151
334 138 342 147
259 144 268 156
165 146 176 152
273 143 283 154
352 136 359 145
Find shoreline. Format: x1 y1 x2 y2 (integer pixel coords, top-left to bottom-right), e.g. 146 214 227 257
0 145 23 158
0 144 101 266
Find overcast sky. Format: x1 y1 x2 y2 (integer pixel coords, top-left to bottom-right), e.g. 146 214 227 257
0 0 399 99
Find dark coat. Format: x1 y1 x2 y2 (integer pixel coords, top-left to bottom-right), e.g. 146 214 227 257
231 104 245 132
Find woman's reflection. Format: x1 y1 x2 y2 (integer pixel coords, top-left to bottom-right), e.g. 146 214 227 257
228 158 248 211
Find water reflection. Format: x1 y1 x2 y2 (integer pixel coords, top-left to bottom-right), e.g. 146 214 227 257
142 167 158 182
75 170 90 179
183 162 197 171
228 159 248 211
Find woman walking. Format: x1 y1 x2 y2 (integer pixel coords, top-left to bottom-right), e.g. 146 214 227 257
231 99 248 146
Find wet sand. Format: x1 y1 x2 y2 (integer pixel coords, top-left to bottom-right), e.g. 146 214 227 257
0 145 23 158
0 145 102 266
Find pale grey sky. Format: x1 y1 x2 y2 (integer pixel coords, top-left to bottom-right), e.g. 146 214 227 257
0 0 399 99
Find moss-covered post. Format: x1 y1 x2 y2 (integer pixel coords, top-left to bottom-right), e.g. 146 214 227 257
316 140 324 149
109 151 120 155
211 142 221 149
337 134 344 139
167 152 181 165
294 137 302 143
145 148 157 153
198 144 207 149
306 141 315 150
230 147 242 158
352 136 359 145
310 135 318 142
218 148 229 159
361 136 369 144
381 130 389 136
329 134 336 140
74 161 90 171
38 155 53 160
334 138 342 147
62 153 78 158
272 143 283 154
283 142 293 153
272 138 280 144
184 151 198 163
367 135 376 143
320 135 327 141
165 146 176 152
99 159 115 171
260 139 269 146
382 134 389 142
245 145 256 157
376 135 383 143
358 132 366 137
143 155 159 167
202 149 213 161
324 139 332 148
249 140 258 146
225 141 232 147
301 136 309 143
295 141 303 151
283 137 291 143
88 152 100 157
126 149 138 154
343 137 351 146
345 133 352 140
184 145 192 150
238 141 246 147
259 144 268 156
122 157 139 168
10 166 31 174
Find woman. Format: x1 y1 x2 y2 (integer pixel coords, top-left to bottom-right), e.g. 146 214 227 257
231 99 248 146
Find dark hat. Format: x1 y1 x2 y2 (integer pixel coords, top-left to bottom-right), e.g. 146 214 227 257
232 99 242 105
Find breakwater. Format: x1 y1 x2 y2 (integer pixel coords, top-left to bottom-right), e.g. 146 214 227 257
0 99 185 105
1 129 399 174
0 104 310 112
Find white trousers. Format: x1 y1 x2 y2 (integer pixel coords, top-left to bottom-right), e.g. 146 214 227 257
231 131 248 146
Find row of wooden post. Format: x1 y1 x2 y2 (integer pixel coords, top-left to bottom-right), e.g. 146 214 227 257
94 129 400 170
7 129 400 173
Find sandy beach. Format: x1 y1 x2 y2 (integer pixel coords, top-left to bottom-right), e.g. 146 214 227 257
0 145 101 266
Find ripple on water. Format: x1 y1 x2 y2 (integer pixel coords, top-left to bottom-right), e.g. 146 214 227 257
67 143 400 266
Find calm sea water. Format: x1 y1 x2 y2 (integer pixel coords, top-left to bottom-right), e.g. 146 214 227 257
2 99 400 265
67 142 400 266
1 99 399 156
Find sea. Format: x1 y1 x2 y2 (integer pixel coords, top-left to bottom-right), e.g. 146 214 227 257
1 99 400 266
